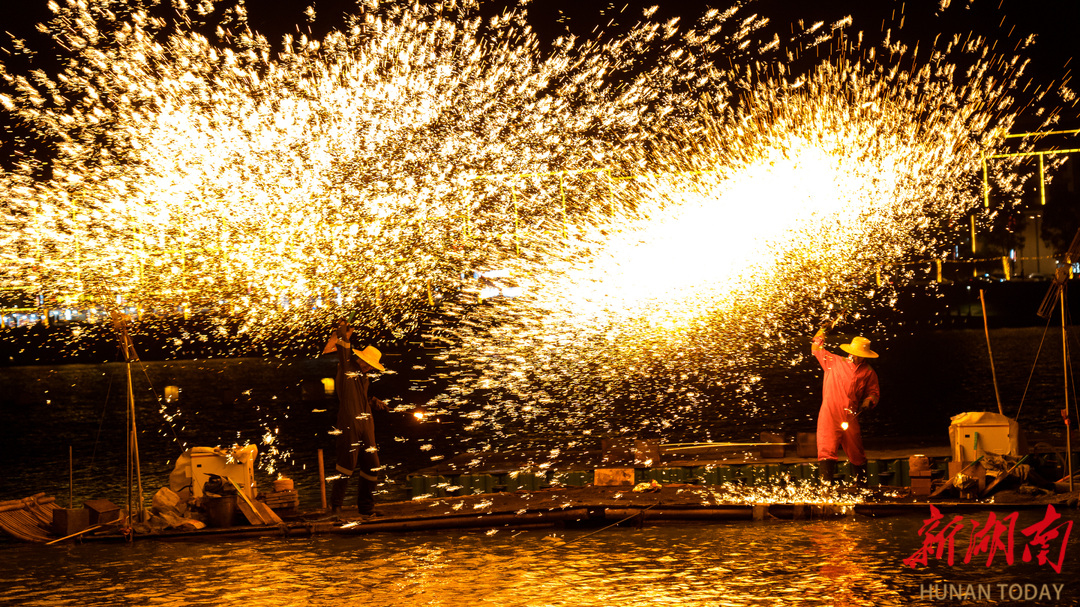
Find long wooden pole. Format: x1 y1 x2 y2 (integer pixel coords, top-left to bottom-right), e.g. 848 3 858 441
69 446 73 509
126 364 132 526
979 290 1005 415
111 309 145 524
127 360 144 522
45 523 109 545
1062 287 1074 492
318 449 327 510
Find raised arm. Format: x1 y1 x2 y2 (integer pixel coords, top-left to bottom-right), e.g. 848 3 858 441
812 322 829 353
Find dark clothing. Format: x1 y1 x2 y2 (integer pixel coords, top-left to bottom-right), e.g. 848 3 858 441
332 333 379 499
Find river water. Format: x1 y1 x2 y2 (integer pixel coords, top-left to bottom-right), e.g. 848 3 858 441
2 513 1078 606
1 326 1078 605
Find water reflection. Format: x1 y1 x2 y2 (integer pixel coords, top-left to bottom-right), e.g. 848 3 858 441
3 514 1075 606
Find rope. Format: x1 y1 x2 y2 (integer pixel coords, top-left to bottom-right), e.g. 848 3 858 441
538 502 659 553
86 367 116 477
1016 311 1055 420
1064 292 1080 432
136 360 184 449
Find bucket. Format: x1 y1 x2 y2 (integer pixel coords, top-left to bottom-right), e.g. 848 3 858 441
205 495 238 528
909 455 931 475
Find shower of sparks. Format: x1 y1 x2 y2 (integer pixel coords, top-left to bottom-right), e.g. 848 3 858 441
0 0 788 342
0 0 1069 477
1 0 822 473
698 481 868 506
429 9 1065 456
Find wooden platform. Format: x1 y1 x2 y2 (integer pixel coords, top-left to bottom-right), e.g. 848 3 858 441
8 438 1075 544
405 441 957 499
62 483 1078 543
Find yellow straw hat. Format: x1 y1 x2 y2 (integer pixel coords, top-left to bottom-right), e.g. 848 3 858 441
840 336 878 359
353 345 386 371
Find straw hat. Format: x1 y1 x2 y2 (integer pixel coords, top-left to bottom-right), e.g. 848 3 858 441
840 336 878 359
353 345 386 371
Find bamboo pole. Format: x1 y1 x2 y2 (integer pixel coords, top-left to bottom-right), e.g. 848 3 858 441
317 449 327 510
979 290 1004 415
111 309 145 524
1062 287 1074 492
126 365 132 526
45 523 109 545
132 401 145 522
126 359 145 522
0 496 56 512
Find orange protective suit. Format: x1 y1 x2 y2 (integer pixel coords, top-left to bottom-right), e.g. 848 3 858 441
812 332 880 466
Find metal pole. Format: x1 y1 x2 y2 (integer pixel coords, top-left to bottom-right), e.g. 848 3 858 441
979 290 1004 415
1035 214 1042 275
1062 286 1074 492
1039 153 1046 206
318 449 327 510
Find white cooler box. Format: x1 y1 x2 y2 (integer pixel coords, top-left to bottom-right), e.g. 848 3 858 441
948 411 1027 462
190 445 258 501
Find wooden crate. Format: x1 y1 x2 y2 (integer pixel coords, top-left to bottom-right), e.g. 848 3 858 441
260 489 299 510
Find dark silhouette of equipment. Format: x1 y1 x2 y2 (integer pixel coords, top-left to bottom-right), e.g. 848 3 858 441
1037 228 1080 319
1035 228 1080 492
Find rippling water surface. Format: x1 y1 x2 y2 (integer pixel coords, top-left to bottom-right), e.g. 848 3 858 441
2 513 1077 606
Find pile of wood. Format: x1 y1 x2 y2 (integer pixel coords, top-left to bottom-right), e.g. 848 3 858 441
260 490 299 511
259 477 299 514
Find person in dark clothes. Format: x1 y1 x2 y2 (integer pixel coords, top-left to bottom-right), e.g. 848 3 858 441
321 319 388 516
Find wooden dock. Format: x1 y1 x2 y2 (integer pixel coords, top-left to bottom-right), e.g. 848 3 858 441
404 441 957 499
6 439 1077 544
45 482 1078 543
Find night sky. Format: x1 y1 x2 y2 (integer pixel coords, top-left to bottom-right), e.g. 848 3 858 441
2 0 1078 123
3 0 1077 68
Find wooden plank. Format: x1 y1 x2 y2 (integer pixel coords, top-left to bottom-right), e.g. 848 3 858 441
233 495 266 525
254 501 283 524
931 457 983 497
227 478 268 525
